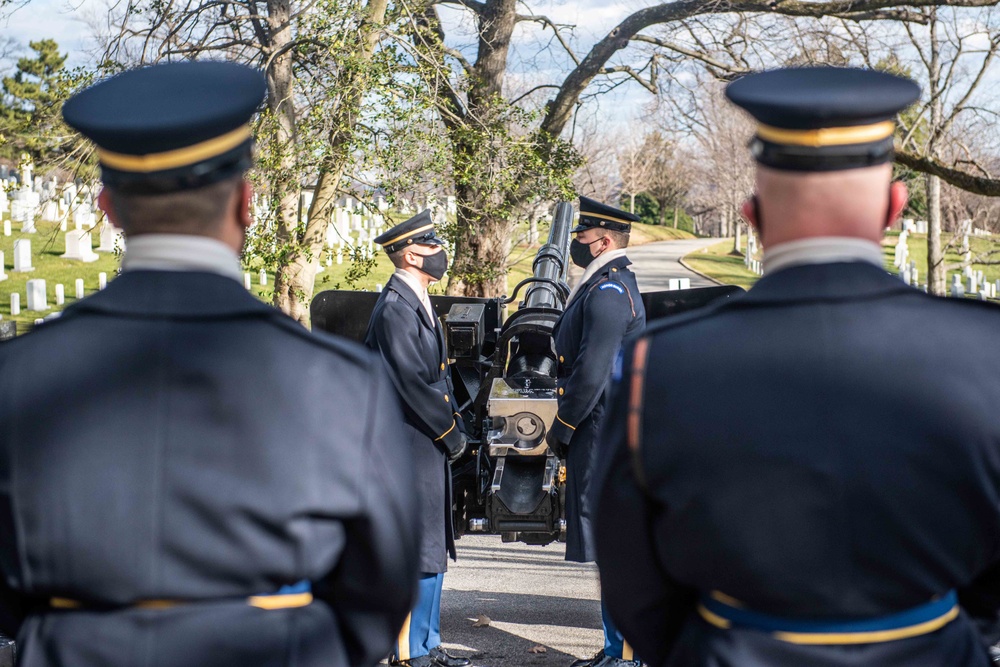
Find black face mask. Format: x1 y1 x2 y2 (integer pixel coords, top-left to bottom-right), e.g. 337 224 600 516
570 238 602 269
419 249 448 281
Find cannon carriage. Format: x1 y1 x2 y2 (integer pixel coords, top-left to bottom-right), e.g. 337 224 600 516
310 201 742 546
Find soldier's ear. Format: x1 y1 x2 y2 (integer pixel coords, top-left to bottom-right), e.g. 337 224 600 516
886 181 908 229
741 197 759 232
237 180 253 230
97 188 119 228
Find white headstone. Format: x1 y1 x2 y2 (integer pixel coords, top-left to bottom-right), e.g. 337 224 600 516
97 223 123 253
12 239 33 272
337 250 343 265
75 278 85 299
0 251 5 281
41 200 59 222
55 283 64 305
244 272 251 290
19 207 37 233
98 272 107 290
969 275 978 294
26 279 47 311
376 284 383 292
259 269 267 286
61 230 100 262
10 293 19 316
2 220 9 237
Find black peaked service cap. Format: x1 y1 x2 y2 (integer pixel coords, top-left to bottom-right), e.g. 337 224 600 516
574 196 639 233
375 210 446 254
63 61 266 194
725 67 920 172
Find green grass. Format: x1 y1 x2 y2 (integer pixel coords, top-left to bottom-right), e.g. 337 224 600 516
683 239 760 291
683 231 1000 294
1 219 122 333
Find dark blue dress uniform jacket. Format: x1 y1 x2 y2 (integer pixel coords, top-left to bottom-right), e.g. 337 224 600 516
550 255 645 563
595 261 1000 666
0 270 422 667
364 274 463 574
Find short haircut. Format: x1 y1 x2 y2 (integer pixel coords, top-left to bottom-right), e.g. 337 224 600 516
388 249 407 268
601 229 630 249
108 175 243 235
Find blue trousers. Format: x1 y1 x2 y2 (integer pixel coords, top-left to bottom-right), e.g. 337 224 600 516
395 572 443 661
603 601 635 660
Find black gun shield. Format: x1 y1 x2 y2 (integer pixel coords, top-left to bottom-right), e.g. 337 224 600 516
641 284 745 323
310 289 502 343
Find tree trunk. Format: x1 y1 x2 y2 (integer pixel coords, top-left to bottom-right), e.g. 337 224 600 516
265 0 304 320
271 0 389 323
926 9 946 296
673 204 679 228
446 183 512 297
734 218 742 254
629 192 635 214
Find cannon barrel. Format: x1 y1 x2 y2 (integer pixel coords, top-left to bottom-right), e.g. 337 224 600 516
522 202 573 310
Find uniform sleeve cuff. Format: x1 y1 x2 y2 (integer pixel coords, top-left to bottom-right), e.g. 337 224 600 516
549 416 575 443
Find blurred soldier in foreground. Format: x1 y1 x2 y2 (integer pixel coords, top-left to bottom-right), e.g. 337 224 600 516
0 62 420 666
367 214 470 667
595 67 1000 666
546 197 645 667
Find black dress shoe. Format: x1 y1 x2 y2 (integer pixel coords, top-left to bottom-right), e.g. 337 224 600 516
429 645 471 667
396 656 436 667
569 649 605 667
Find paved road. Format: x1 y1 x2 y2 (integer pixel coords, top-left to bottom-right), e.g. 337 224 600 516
566 237 722 293
438 535 603 667
628 237 723 291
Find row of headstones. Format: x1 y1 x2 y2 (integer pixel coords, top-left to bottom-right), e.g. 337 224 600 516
239 268 386 293
900 219 929 234
951 274 1000 300
6 274 108 317
3 202 101 234
0 232 121 281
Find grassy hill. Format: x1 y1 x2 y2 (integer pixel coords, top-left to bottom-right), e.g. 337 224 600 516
682 231 1000 294
1 217 696 334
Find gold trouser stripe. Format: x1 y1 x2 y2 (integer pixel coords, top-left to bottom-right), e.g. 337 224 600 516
435 422 456 441
622 641 634 660
247 592 314 610
756 121 895 148
397 613 412 660
698 604 733 630
697 603 960 645
581 211 632 226
556 415 576 431
51 591 314 612
96 125 251 173
50 597 81 609
382 223 435 247
627 337 650 452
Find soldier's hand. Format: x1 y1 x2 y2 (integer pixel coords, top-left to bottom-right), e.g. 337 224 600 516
448 434 467 463
546 429 569 459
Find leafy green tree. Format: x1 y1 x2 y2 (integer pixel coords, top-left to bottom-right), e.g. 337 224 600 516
0 39 90 168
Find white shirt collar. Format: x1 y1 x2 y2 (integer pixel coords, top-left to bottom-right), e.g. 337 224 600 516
568 248 628 303
121 234 244 283
393 268 436 322
763 237 884 276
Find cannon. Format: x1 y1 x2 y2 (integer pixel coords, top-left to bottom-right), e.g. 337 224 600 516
310 202 743 546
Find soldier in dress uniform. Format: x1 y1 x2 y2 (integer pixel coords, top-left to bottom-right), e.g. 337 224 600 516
0 62 422 667
366 213 470 667
594 66 1000 666
545 197 646 667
